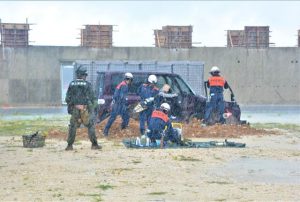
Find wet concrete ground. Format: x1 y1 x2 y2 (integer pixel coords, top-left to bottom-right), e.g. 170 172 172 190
1 105 299 124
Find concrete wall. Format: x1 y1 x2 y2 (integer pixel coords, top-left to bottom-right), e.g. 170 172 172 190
0 46 299 105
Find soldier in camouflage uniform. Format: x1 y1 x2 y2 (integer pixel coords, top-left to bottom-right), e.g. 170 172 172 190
65 66 101 150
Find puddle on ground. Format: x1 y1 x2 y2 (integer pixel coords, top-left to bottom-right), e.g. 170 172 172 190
213 157 300 184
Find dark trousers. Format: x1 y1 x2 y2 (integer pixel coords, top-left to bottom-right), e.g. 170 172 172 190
139 108 152 134
204 93 225 124
147 128 180 144
104 103 129 134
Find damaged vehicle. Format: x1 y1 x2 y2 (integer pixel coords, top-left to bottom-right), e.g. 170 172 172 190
95 71 207 122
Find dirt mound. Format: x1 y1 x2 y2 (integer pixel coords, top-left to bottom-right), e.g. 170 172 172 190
47 117 275 140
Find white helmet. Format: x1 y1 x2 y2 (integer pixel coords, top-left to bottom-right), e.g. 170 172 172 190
160 103 171 112
148 74 157 84
210 66 220 73
124 72 133 79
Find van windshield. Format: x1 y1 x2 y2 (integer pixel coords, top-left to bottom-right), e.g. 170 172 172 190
173 76 193 95
157 75 180 94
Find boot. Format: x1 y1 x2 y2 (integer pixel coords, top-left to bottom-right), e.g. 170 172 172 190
65 144 73 151
103 129 109 137
91 144 102 150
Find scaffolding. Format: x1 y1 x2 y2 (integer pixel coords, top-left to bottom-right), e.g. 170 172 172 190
80 24 113 48
227 26 270 48
154 25 193 48
227 30 244 47
0 19 30 47
244 26 269 48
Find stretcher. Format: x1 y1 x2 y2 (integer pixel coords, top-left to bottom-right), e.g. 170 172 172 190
122 138 246 149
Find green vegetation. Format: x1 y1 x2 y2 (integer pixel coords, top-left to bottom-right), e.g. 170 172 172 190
252 123 300 133
95 184 115 191
173 155 200 161
74 140 82 145
0 117 68 136
148 192 167 195
132 159 142 164
206 181 231 185
215 199 227 202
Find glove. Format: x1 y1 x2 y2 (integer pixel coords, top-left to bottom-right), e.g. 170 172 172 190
145 97 154 103
111 100 115 106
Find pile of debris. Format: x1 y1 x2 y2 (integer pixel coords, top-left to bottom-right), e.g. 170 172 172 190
47 117 275 140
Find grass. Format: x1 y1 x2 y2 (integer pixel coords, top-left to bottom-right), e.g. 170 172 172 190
74 140 82 145
252 123 300 133
0 117 68 136
132 159 142 164
95 184 115 191
148 192 167 195
173 155 200 161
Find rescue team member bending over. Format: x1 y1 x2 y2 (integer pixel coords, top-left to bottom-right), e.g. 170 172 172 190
137 75 159 136
146 103 181 146
203 66 229 125
65 66 101 150
103 72 134 136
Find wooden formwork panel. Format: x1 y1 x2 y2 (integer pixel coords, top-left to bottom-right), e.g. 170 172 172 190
227 30 245 47
84 25 113 32
162 25 192 32
81 25 113 48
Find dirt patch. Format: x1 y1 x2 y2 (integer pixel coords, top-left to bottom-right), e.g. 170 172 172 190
48 118 276 140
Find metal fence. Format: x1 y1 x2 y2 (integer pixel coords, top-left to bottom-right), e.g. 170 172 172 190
73 60 205 96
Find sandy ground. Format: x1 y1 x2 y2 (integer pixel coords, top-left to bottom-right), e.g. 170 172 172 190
0 128 299 201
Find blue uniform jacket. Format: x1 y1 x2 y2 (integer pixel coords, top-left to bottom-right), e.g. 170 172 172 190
137 83 159 108
113 81 128 104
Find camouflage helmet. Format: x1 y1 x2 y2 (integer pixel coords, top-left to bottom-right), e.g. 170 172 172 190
76 65 88 77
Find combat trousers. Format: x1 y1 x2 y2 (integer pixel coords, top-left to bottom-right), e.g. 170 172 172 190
67 107 98 145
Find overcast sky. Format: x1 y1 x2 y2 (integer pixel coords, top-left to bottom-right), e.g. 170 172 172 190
0 1 299 47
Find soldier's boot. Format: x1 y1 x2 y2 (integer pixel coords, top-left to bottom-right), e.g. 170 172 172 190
91 143 102 150
65 144 73 151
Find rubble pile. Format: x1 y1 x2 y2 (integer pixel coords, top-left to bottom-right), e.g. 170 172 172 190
47 117 275 140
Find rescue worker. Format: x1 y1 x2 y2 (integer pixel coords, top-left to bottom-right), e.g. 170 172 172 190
147 103 181 146
137 74 159 135
155 84 178 105
203 66 229 125
155 84 180 118
103 72 133 136
65 66 101 150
